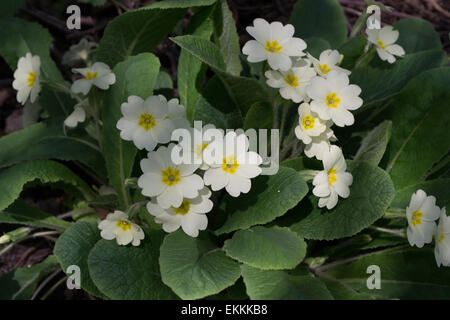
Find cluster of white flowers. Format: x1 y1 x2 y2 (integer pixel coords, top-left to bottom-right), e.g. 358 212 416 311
404 189 449 267
243 18 361 210
366 25 405 64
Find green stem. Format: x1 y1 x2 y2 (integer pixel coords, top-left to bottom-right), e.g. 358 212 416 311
384 207 406 219
369 226 406 238
354 46 376 70
298 169 320 182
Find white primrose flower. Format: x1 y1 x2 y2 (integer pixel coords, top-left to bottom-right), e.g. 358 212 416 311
158 95 190 129
265 64 316 103
138 143 204 209
64 105 86 128
242 18 307 71
294 102 328 144
304 128 336 160
12 53 41 105
147 187 213 238
71 62 116 95
203 131 262 197
312 145 353 210
435 208 450 267
308 49 351 78
307 70 363 127
98 211 145 246
116 95 176 151
366 25 405 64
406 189 440 248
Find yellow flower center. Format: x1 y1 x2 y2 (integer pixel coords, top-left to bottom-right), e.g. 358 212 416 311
161 166 181 186
285 73 299 87
173 199 191 215
326 93 340 108
411 211 423 227
27 72 36 87
84 71 98 80
318 64 331 74
138 113 156 131
328 168 337 186
439 232 445 244
222 155 239 174
116 220 132 231
195 143 209 158
265 40 283 53
302 116 315 130
377 40 386 50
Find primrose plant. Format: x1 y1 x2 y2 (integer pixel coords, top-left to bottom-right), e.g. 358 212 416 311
0 0 449 301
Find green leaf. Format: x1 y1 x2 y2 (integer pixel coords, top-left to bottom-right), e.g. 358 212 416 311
281 156 322 171
0 121 105 176
102 53 160 209
327 248 450 299
212 0 242 76
288 161 395 240
351 49 446 108
354 120 392 166
386 67 450 189
154 70 173 91
54 221 105 298
88 230 176 300
305 37 331 57
321 278 374 300
0 160 94 212
244 101 273 131
159 231 241 300
391 179 450 209
223 226 306 270
95 0 216 67
289 0 347 48
338 35 366 70
0 199 71 231
0 0 25 17
241 265 334 300
0 255 59 300
215 167 308 235
394 18 442 54
178 12 213 120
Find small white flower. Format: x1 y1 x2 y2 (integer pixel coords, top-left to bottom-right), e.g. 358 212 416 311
203 131 262 197
147 187 213 238
308 49 350 78
312 145 353 210
304 128 336 160
265 64 316 103
98 211 145 246
406 189 440 248
366 25 405 64
71 62 116 95
294 102 328 144
138 143 204 209
116 95 176 151
435 208 450 267
12 53 41 105
158 95 190 129
64 106 86 128
307 70 363 127
242 18 307 71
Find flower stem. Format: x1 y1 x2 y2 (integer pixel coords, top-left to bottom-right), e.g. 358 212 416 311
369 226 406 238
298 169 319 182
384 207 406 219
354 45 376 69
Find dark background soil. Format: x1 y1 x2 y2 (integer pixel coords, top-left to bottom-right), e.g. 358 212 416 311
0 0 449 299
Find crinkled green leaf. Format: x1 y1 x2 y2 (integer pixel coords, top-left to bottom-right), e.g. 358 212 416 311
244 101 273 130
391 179 450 209
354 120 392 166
338 35 366 70
305 37 331 57
88 230 176 300
394 18 442 54
215 167 308 235
159 231 241 300
224 226 306 270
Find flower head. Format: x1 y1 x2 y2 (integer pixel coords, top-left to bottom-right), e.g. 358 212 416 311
312 145 353 210
147 187 213 238
203 131 262 197
98 211 145 246
406 189 440 248
265 64 316 103
117 95 176 151
158 95 190 129
138 144 204 209
12 53 41 105
366 25 405 64
294 102 328 144
242 18 307 71
71 62 116 95
435 208 450 267
308 49 350 78
307 70 363 127
304 128 336 160
64 105 86 128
